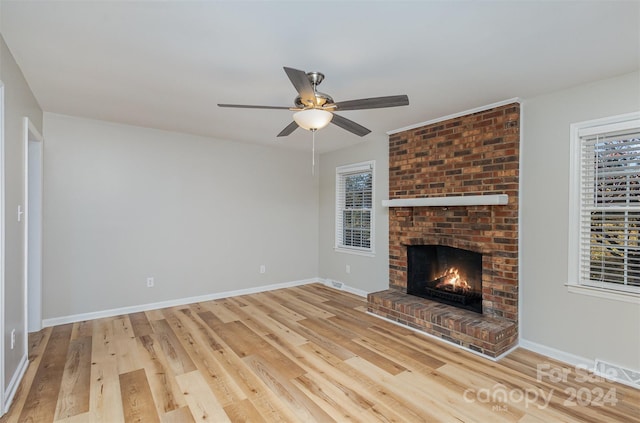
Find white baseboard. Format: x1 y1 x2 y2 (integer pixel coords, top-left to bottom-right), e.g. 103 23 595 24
519 339 640 389
42 278 319 327
3 353 28 414
519 339 595 369
319 278 368 297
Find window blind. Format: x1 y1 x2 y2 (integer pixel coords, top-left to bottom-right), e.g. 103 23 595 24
335 162 374 253
579 125 640 288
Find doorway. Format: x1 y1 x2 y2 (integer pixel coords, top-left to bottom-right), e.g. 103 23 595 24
24 118 43 333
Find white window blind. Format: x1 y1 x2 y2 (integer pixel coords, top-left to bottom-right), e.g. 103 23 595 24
335 161 375 255
577 119 640 291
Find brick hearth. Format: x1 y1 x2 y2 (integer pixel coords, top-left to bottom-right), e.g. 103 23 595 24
368 290 517 357
367 102 520 358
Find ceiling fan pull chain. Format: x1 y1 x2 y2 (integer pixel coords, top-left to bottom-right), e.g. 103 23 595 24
312 129 316 176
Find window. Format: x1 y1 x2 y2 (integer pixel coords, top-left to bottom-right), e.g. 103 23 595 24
335 161 375 256
569 112 640 300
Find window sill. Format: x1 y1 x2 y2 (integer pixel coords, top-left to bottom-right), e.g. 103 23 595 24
566 283 640 304
334 247 376 258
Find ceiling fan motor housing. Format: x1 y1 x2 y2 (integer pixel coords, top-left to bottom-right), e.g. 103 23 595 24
293 71 334 108
295 92 334 109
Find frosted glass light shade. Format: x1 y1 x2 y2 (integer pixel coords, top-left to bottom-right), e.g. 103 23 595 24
293 109 333 131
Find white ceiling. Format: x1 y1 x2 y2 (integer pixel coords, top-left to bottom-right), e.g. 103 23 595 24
1 1 638 153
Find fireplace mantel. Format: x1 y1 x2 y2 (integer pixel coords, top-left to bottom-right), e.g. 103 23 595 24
382 194 508 208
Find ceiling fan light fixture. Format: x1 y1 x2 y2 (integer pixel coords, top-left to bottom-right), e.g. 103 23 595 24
293 108 333 131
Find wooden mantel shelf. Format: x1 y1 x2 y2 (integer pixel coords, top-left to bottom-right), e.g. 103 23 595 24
382 194 508 208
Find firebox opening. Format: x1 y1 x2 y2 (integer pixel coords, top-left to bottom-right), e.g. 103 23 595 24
407 245 483 314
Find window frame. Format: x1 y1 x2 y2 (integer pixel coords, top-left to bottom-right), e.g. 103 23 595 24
335 160 375 257
568 111 640 303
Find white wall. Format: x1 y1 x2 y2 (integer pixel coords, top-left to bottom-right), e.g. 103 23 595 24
520 71 640 370
42 113 318 320
318 133 389 294
0 35 43 403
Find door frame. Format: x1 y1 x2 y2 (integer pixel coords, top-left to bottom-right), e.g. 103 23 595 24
24 117 43 334
0 82 6 415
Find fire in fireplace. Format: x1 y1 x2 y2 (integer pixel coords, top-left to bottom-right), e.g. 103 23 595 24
407 245 483 313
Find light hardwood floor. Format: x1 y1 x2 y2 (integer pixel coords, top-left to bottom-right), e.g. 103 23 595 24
1 283 638 422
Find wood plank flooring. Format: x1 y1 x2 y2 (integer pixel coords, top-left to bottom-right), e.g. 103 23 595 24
2 283 638 422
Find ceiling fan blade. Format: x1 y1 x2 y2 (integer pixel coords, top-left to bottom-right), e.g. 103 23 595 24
331 114 371 137
334 95 409 111
283 67 316 105
277 121 299 137
218 103 291 110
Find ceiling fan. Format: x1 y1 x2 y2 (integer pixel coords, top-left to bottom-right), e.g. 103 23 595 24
218 67 409 137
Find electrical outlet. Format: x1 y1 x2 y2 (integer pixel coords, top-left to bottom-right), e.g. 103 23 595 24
346 265 351 274
10 329 15 349
259 265 266 274
146 277 154 288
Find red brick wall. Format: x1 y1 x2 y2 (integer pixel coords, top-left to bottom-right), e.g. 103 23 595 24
388 103 519 322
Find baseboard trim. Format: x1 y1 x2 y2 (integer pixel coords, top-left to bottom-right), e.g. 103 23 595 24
42 278 319 327
3 353 28 414
319 278 368 297
520 339 639 390
519 339 595 369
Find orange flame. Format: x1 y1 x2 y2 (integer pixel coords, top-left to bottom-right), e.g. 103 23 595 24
435 267 471 293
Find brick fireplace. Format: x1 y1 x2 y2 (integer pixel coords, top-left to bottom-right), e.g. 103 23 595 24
367 102 520 358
